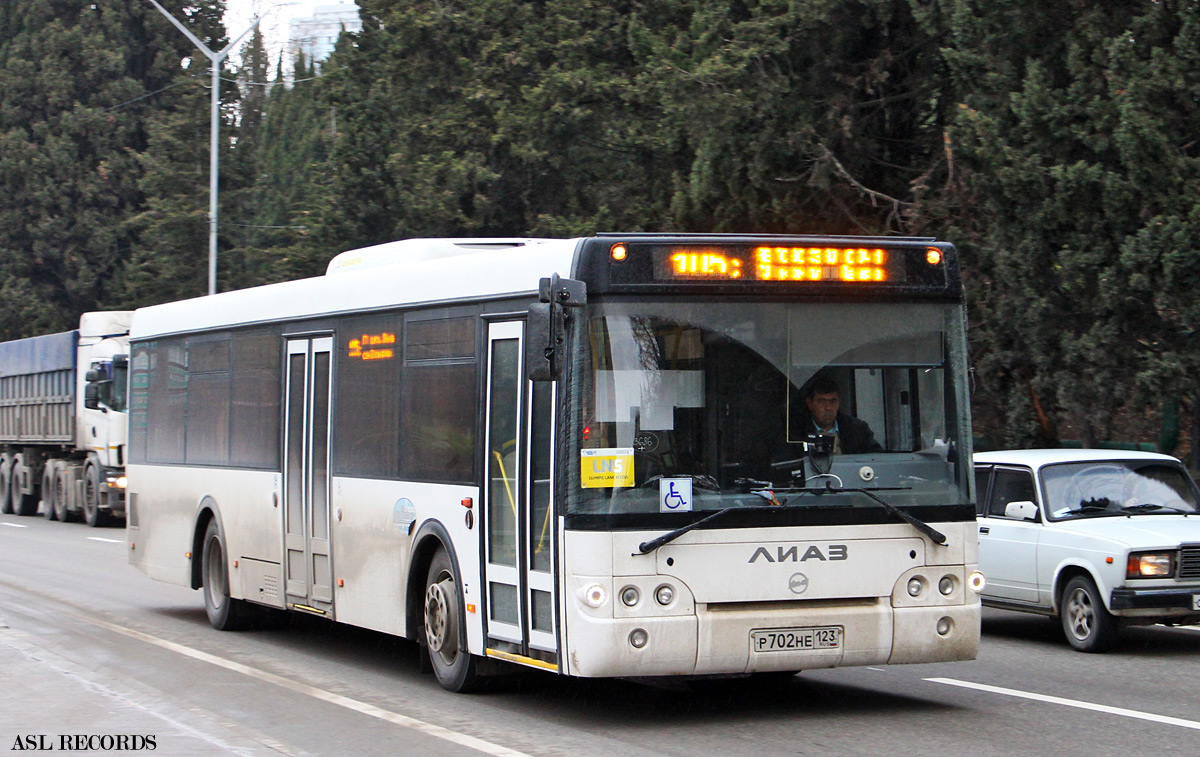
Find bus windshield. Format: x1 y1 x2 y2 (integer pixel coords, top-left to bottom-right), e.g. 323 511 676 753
566 300 970 515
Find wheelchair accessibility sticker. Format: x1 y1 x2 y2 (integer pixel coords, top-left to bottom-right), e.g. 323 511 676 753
659 477 693 512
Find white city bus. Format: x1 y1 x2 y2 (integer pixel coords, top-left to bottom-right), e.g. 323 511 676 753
127 234 982 691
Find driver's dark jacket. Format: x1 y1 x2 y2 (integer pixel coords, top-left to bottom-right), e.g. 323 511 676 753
791 410 883 455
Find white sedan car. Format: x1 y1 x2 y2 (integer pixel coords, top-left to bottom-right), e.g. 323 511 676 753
974 449 1200 651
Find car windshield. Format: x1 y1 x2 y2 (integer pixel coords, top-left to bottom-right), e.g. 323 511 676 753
1042 460 1200 521
564 300 971 515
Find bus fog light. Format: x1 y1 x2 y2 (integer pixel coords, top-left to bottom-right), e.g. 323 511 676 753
582 584 608 608
629 628 649 649
655 584 675 606
620 586 640 607
968 571 986 592
936 617 953 636
938 575 956 595
907 577 925 597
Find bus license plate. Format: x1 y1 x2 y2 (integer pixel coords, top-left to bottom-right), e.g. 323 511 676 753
751 627 841 653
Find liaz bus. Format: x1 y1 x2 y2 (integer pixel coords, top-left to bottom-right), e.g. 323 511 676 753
126 234 983 692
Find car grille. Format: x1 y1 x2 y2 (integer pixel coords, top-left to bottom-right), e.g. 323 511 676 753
1179 545 1200 580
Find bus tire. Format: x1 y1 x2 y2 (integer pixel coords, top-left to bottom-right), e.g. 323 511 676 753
423 548 482 692
201 519 251 631
83 463 109 527
0 454 14 514
41 463 58 521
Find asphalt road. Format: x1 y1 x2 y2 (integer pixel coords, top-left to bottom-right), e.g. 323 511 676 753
2 511 1198 756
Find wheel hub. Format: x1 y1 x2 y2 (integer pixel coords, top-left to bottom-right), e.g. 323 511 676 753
1067 589 1093 639
425 582 449 652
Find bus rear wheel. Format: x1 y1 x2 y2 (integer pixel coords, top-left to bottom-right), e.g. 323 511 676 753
202 519 251 631
423 548 481 692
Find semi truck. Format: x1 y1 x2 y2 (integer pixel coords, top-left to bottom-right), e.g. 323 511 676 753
0 312 132 526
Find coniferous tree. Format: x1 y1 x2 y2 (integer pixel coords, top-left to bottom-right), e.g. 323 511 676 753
0 0 221 336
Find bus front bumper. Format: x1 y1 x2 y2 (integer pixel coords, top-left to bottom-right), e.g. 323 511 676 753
563 601 979 678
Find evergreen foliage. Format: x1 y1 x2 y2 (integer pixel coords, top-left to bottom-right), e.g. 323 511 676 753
2 0 1200 453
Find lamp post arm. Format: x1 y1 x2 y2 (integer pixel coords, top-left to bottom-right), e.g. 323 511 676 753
146 0 217 60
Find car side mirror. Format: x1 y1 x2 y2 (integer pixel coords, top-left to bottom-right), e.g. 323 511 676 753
1004 500 1038 521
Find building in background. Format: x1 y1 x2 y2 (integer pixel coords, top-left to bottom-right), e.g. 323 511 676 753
286 3 361 67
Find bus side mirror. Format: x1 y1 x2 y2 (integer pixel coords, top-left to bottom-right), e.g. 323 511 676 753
527 274 586 382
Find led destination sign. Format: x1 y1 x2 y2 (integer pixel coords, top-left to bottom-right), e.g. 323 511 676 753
348 332 396 361
658 246 909 283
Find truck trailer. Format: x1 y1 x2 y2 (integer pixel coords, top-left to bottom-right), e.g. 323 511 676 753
0 312 132 526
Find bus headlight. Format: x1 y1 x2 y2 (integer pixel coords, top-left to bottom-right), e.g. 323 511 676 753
655 584 675 606
620 586 641 607
938 575 956 595
582 583 608 609
907 577 925 597
628 628 649 649
968 571 986 592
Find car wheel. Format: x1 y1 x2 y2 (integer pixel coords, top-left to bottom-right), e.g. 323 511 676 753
423 548 482 692
1060 575 1118 652
201 519 251 631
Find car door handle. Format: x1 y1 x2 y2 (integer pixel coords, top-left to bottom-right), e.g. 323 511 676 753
979 526 990 534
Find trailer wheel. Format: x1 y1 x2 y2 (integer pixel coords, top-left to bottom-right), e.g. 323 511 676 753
41 463 58 521
52 464 73 522
0 455 12 515
83 463 109 527
423 547 483 692
202 519 252 631
11 456 38 517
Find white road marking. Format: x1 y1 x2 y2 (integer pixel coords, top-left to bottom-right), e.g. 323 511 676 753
81 614 532 757
0 627 264 756
926 677 1200 730
86 536 123 543
1 522 28 528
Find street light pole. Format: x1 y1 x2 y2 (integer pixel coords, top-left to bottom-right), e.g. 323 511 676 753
145 1 271 296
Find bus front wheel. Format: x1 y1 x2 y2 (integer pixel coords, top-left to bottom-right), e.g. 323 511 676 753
423 548 481 692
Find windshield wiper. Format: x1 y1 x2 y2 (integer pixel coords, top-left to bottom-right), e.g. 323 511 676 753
1061 502 1118 518
1121 503 1190 515
635 505 779 555
775 485 948 546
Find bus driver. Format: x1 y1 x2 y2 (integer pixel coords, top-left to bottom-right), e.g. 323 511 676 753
792 374 883 455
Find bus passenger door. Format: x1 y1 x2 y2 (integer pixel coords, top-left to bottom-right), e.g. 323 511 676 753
283 337 334 615
482 321 559 670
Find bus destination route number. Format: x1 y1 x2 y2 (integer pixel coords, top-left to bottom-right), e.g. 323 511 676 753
751 626 841 653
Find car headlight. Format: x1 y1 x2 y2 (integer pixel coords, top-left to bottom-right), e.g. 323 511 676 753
1126 551 1174 578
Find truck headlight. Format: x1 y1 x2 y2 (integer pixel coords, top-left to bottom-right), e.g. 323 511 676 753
1126 552 1174 578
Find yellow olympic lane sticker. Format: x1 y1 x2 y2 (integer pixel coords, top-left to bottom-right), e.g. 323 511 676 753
580 448 635 489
